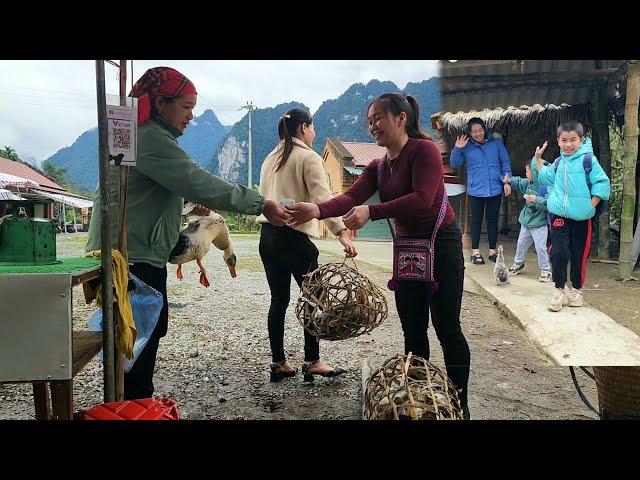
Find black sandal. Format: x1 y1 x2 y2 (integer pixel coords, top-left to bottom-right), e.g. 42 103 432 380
270 361 298 382
302 361 346 383
488 253 498 263
471 254 485 265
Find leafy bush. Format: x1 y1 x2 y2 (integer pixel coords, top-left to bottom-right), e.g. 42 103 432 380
223 213 262 234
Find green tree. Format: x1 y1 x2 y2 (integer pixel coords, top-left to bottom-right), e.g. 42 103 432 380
0 145 20 161
41 160 72 190
40 160 94 199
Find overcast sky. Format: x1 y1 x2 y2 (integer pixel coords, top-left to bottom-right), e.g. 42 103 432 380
0 60 439 161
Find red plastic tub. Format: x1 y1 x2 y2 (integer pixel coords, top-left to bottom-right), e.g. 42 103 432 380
83 397 180 420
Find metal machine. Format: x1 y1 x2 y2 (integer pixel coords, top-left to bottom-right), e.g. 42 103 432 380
0 199 59 265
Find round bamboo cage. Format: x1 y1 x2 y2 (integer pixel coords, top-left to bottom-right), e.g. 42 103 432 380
295 258 388 341
363 353 463 420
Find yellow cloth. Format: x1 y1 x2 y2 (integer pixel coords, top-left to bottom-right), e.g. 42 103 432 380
83 249 137 360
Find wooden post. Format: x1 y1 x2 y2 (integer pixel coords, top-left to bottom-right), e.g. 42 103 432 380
618 60 640 281
32 382 51 420
50 380 73 420
96 60 116 402
630 137 640 268
115 59 129 401
594 60 613 260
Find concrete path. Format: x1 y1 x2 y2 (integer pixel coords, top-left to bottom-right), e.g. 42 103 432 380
312 237 640 366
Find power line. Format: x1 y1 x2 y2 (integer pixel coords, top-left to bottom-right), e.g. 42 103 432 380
211 110 238 126
0 85 96 96
0 90 94 100
239 101 257 188
197 103 245 109
0 100 96 110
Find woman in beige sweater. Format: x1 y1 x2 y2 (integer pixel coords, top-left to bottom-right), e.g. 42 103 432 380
258 107 357 382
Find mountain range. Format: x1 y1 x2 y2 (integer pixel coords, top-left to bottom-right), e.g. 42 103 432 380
45 77 440 191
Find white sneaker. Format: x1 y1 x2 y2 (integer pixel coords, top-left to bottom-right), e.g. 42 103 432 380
509 262 525 275
565 286 583 307
538 270 553 282
549 287 565 312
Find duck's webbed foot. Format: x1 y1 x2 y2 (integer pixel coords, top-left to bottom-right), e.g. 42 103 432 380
196 258 210 288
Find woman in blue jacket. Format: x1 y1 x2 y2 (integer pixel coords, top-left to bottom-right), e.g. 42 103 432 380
450 118 512 264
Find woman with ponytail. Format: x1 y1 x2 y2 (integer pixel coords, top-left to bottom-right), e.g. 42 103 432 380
85 66 291 399
287 94 470 418
258 107 357 382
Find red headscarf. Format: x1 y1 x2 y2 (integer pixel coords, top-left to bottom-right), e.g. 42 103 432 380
129 67 197 124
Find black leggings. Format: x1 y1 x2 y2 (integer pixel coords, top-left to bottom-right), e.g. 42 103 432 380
259 223 321 363
124 262 169 400
394 234 470 408
469 194 502 250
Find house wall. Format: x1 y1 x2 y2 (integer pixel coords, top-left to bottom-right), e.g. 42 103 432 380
320 146 346 239
323 147 343 198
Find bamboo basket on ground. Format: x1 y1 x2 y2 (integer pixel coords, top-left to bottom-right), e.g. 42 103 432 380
363 353 463 420
295 258 388 341
593 366 640 419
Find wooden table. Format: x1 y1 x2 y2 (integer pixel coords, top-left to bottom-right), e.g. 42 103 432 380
0 259 108 420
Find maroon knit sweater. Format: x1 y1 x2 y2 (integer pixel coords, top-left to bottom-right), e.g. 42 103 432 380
318 138 455 237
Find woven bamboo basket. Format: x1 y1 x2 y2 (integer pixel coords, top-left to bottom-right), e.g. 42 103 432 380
363 353 463 420
295 258 388 341
593 366 640 419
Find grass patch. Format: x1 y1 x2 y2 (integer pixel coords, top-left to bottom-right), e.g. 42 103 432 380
236 256 265 273
231 233 260 239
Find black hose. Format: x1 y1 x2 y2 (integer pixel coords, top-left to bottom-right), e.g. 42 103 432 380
569 367 599 416
580 366 596 381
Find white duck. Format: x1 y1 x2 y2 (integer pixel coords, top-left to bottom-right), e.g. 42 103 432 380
168 204 237 288
493 244 509 286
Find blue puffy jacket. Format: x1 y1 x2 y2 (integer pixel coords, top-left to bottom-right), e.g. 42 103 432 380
450 134 512 197
533 138 610 221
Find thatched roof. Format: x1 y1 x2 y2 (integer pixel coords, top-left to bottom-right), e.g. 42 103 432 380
438 103 592 146
440 60 625 112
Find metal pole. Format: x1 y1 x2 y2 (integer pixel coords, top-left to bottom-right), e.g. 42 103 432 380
248 101 253 188
96 60 116 402
63 199 69 238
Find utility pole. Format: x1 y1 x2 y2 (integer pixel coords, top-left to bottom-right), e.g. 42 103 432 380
239 101 257 188
115 59 128 401
95 60 115 402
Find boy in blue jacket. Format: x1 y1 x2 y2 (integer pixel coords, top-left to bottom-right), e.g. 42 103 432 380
506 161 552 282
533 122 611 312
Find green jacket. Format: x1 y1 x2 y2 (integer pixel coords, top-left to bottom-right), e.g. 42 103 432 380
509 172 549 229
86 116 265 268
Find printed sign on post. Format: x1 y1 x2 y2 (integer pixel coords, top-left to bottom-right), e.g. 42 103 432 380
107 102 137 167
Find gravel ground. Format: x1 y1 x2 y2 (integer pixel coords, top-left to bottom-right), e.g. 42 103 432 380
0 233 599 420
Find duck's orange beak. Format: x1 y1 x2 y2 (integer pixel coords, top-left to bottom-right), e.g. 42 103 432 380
229 266 237 278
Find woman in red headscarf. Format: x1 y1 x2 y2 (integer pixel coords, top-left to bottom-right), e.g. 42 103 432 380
86 66 291 400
